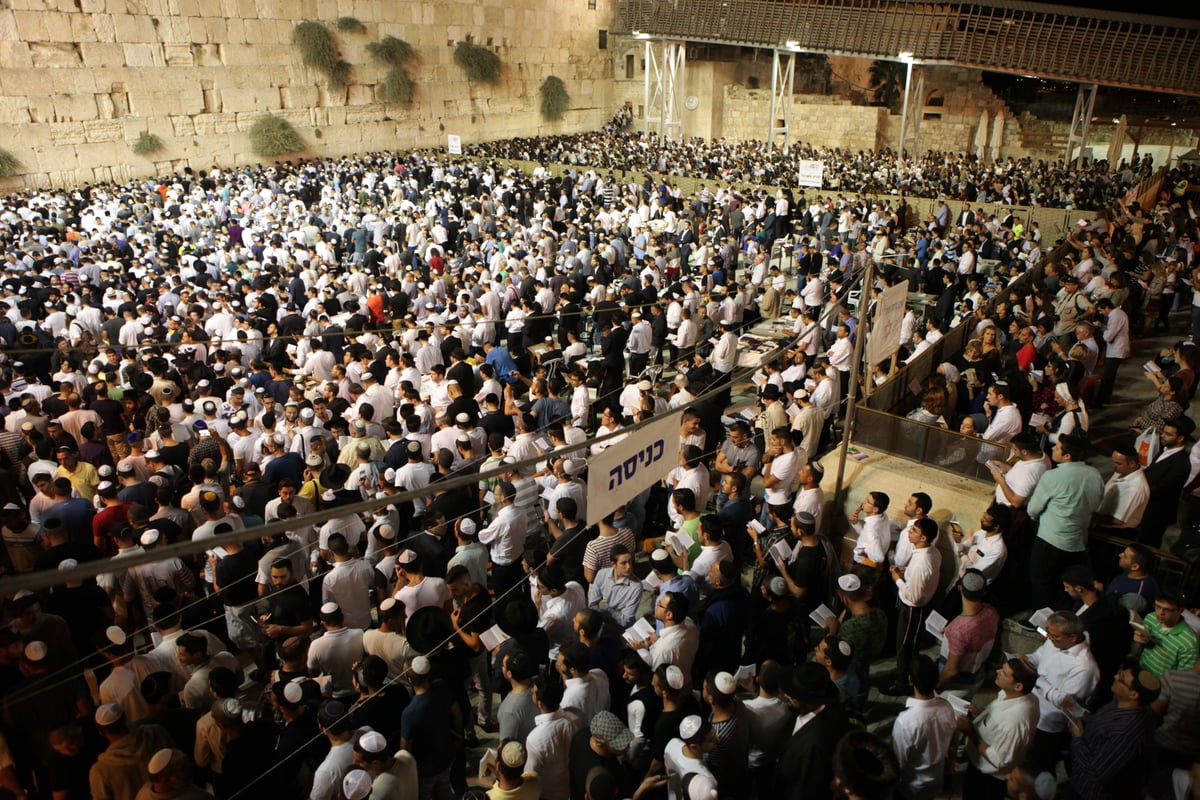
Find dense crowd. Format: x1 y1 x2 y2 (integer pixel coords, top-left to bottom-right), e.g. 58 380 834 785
0 134 1196 800
463 130 1183 212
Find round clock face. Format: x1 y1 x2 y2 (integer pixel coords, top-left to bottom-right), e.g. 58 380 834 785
685 95 699 110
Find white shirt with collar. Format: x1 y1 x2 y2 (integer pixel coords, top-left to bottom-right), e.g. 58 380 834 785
982 403 1022 443
649 617 700 675
1096 468 1150 529
851 513 890 566
562 668 610 725
1026 639 1100 733
525 709 575 800
891 696 957 800
896 546 941 608
966 690 1040 778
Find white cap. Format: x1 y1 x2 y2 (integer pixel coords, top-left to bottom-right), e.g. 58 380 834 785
685 773 719 800
105 625 127 646
140 529 161 546
23 641 47 663
500 740 527 767
459 518 477 536
411 655 431 675
300 407 314 420
358 730 387 753
97 481 114 493
342 770 373 800
320 602 339 615
714 671 737 695
837 574 862 592
95 703 123 726
148 748 175 776
679 714 703 740
57 558 78 570
665 664 685 690
145 449 161 460
282 681 305 704
305 454 323 468
396 549 417 565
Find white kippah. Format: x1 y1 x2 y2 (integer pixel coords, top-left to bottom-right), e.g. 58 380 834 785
342 770 373 800
714 672 736 695
282 681 304 704
140 529 160 546
679 714 702 740
358 730 387 754
95 703 123 726
147 748 175 776
105 625 127 646
320 602 339 615
665 665 685 690
459 518 477 536
837 573 862 592
411 655 431 676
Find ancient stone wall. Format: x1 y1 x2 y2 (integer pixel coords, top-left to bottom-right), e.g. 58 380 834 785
0 0 617 189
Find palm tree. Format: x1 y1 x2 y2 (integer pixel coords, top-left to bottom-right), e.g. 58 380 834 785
869 60 906 113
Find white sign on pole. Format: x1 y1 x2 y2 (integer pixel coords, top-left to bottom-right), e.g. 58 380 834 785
796 160 825 188
866 280 910 366
586 408 684 526
447 135 462 155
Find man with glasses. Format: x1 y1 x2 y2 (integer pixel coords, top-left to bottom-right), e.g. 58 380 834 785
713 421 760 482
1016 610 1099 775
1133 593 1199 678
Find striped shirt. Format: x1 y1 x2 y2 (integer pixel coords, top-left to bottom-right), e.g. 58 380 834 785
1140 614 1200 678
582 527 637 574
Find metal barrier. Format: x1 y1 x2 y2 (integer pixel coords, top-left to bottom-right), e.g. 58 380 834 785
851 406 1010 482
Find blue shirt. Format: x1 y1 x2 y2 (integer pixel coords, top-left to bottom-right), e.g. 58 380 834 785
485 347 519 384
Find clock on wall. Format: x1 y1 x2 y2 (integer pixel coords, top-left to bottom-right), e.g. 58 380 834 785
685 95 699 110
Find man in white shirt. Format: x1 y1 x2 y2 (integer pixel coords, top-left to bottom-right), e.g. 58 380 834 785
959 659 1040 796
1094 298 1130 409
478 482 528 597
557 641 610 725
526 676 578 800
891 656 956 800
952 505 1010 584
630 591 700 677
1018 610 1100 775
849 490 891 568
981 382 1022 443
885 518 942 696
760 427 799 515
988 433 1049 510
1094 442 1151 531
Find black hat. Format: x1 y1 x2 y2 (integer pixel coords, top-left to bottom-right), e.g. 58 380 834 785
782 662 839 705
405 606 454 654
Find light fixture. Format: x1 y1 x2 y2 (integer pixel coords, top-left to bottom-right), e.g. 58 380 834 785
898 51 915 63
785 40 800 48
633 30 650 39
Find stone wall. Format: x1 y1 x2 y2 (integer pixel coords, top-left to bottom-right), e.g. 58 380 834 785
0 0 617 189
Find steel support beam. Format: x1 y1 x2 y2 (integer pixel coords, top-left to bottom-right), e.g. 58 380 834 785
897 63 922 162
1064 83 1099 167
643 40 685 141
768 49 795 151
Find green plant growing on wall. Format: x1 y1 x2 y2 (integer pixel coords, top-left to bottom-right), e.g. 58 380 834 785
335 16 365 33
0 148 19 178
454 40 500 84
540 76 569 121
367 35 415 67
131 132 164 156
746 75 760 89
377 69 414 104
293 21 351 90
249 114 305 157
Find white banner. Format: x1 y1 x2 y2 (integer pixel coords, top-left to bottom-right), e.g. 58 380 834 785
796 160 825 188
866 280 910 366
586 408 684 526
447 134 462 155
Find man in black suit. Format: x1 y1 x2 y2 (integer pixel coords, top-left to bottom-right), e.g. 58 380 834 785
776 663 850 800
598 315 628 411
1062 565 1128 704
1139 416 1195 548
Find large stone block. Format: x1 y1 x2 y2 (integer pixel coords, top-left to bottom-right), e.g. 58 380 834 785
122 43 164 68
0 41 33 69
168 114 195 136
0 97 31 125
192 112 239 135
0 10 19 41
49 122 88 145
12 10 49 41
80 0 107 12
83 119 124 141
53 92 102 122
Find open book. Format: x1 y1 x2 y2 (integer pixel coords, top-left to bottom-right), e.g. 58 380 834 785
1028 607 1054 633
1129 609 1147 633
478 748 497 780
768 539 794 566
641 571 663 591
939 691 973 720
479 624 511 652
734 663 757 692
665 529 693 556
623 617 655 647
925 610 949 641
808 604 836 629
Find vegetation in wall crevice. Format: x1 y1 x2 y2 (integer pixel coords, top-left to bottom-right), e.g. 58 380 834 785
454 40 501 84
540 75 569 121
131 132 164 156
249 114 306 157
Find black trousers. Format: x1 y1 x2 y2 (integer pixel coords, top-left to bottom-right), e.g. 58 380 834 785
962 764 1007 800
1028 536 1088 611
896 601 929 682
1095 356 1123 406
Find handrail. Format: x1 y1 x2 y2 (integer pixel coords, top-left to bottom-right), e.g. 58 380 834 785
851 405 1010 482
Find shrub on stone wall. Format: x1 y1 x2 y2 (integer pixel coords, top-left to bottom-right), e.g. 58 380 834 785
378 69 414 104
335 16 365 33
293 21 350 90
367 35 415 67
454 40 501 84
131 132 164 156
249 114 305 157
540 76 569 121
0 148 19 178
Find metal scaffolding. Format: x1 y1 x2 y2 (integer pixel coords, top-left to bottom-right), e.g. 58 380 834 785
1064 83 1099 168
617 0 1200 97
767 49 795 150
896 60 923 161
643 40 686 141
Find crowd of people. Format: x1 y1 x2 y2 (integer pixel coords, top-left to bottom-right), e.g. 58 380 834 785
464 130 1174 212
0 131 1196 800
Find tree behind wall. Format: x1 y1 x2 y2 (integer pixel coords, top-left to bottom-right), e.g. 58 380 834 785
869 60 905 113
